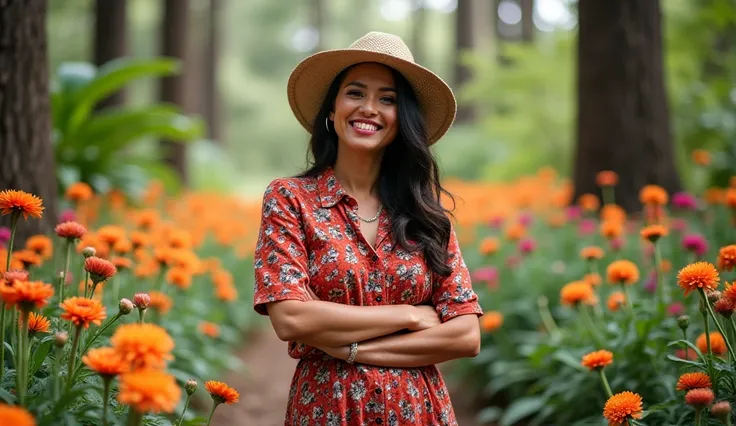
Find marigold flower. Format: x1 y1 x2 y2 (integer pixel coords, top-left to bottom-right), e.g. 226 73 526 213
111 256 132 271
596 170 618 187
578 194 600 212
600 204 626 223
676 372 712 391
504 223 526 241
118 369 181 413
134 292 151 309
148 291 172 314
205 381 239 405
580 246 604 261
112 238 132 254
480 311 503 332
84 256 117 284
600 221 622 240
711 401 732 421
606 291 626 312
0 190 44 219
199 321 220 338
677 262 719 296
581 350 613 370
639 185 668 206
25 235 52 259
560 281 595 306
714 297 735 318
82 347 128 378
718 245 736 271
0 403 36 426
55 221 87 241
723 282 736 302
603 391 642 426
96 225 126 246
479 237 499 256
685 387 714 408
166 266 192 289
4 269 28 284
691 149 711 166
111 323 174 369
606 260 640 285
60 297 107 328
215 282 238 302
13 249 42 268
20 312 50 335
640 225 668 243
696 332 727 356
0 280 54 310
65 182 93 203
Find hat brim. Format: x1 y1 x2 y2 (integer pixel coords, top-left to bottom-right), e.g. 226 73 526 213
287 49 457 145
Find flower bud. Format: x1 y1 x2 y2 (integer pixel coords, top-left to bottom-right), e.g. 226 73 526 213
707 290 722 304
134 292 151 309
711 401 731 422
185 379 198 396
119 298 134 315
82 246 96 258
714 298 735 318
677 315 690 331
54 331 68 348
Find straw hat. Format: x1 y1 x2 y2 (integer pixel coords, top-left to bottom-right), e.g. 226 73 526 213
287 31 457 145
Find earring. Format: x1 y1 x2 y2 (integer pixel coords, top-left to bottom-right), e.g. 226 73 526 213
325 117 331 133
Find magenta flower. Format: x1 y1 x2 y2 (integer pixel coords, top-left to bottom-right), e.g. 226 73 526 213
610 237 625 252
488 216 504 230
566 205 583 221
682 233 709 257
471 266 499 290
518 212 534 227
518 238 536 255
672 192 698 211
643 271 657 294
0 227 10 246
59 209 77 223
667 302 685 317
578 219 597 236
671 218 688 232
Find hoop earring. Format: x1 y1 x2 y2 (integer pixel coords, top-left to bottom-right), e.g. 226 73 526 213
325 117 331 133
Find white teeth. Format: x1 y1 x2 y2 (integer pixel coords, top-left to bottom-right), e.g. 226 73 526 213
353 122 378 132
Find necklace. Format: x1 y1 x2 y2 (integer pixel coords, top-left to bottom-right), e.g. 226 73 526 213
357 205 383 223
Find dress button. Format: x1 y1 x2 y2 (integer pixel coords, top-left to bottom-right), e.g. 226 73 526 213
372 254 378 261
375 388 382 395
376 295 383 302
375 419 383 424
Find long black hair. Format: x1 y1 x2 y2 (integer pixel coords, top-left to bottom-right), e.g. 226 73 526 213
299 63 455 277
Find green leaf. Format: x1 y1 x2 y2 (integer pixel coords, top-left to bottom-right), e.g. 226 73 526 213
476 406 502 423
665 354 702 368
552 350 587 372
29 338 53 376
500 396 546 426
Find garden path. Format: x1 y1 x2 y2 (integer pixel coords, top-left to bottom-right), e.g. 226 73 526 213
209 325 483 426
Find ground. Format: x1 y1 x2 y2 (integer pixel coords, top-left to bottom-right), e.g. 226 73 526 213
209 325 483 426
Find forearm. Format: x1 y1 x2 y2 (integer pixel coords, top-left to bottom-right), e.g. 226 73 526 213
350 315 481 368
267 300 417 347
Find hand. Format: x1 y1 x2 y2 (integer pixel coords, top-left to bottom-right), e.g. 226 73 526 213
408 305 441 331
315 345 350 361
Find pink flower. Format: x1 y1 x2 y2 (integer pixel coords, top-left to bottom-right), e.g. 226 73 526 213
488 216 504 229
672 192 698 211
518 238 536 255
671 218 688 232
668 302 685 317
566 206 583 221
682 233 709 257
0 227 10 245
59 209 77 223
518 212 533 227
610 237 625 252
578 219 597 236
505 255 521 269
643 271 657 294
471 267 499 290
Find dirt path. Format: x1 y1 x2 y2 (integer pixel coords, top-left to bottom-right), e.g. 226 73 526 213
210 325 481 426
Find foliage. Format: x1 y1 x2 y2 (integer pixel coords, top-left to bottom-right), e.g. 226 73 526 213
51 57 205 197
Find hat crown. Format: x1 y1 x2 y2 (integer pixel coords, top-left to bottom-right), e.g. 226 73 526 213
348 32 415 63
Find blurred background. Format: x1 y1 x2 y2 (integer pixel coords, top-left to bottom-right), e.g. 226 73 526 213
41 0 736 203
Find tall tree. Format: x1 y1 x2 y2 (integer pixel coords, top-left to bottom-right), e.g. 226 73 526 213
573 0 681 213
454 0 476 122
520 0 534 43
93 0 127 109
0 0 58 241
309 0 325 53
410 0 426 65
159 0 190 185
202 0 222 142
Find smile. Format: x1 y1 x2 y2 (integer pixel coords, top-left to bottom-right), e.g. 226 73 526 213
350 120 382 135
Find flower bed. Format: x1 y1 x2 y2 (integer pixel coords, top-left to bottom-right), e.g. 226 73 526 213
0 182 262 425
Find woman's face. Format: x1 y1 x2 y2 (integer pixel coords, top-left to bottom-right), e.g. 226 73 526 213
329 63 399 152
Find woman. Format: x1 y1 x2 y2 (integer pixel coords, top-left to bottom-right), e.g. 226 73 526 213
253 32 483 426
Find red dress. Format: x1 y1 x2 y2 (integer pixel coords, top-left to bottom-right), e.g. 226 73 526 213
253 167 483 426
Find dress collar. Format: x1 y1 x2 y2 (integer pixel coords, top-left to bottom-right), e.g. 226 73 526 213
316 167 347 208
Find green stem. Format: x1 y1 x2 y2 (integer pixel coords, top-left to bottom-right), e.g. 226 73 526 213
0 302 6 381
682 328 689 357
102 378 111 426
17 309 29 406
52 345 61 401
598 369 613 398
2 213 19 383
653 242 666 307
74 313 123 378
694 408 702 426
126 410 142 426
60 240 73 303
176 394 192 426
5 212 19 270
206 401 220 426
138 308 147 324
701 289 736 360
700 304 715 383
537 296 561 340
579 304 606 348
65 326 82 392
83 271 90 299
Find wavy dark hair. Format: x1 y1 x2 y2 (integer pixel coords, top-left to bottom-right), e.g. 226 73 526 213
298 63 455 277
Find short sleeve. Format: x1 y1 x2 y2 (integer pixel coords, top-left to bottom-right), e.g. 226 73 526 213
252 179 310 316
431 223 484 322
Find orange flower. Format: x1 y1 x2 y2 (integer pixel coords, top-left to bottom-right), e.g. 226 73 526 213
480 311 503 332
723 282 736 302
20 312 50 335
584 273 602 287
600 204 627 224
55 221 87 240
677 262 719 296
0 190 44 219
479 237 500 256
685 388 714 408
504 223 526 241
705 188 724 205
596 171 619 187
96 225 126 246
639 185 668 206
65 182 93 203
640 225 668 243
111 323 174 369
205 380 239 404
130 231 151 249
84 256 117 284
0 280 54 310
60 297 107 329
600 220 622 240
727 188 736 209
166 267 192 289
581 350 613 370
112 238 132 255
148 291 173 314
0 403 36 426
697 332 727 356
606 260 640 285
580 246 604 261
199 321 220 338
25 235 52 259
606 291 626 312
12 249 42 268
215 282 238 302
603 391 643 426
676 372 712 391
560 281 595 306
691 149 711 166
111 256 133 271
118 369 181 413
82 347 129 378
659 259 672 273
578 194 600 212
718 245 736 272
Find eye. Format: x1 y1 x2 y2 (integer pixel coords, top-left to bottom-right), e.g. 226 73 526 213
380 96 396 105
346 89 363 98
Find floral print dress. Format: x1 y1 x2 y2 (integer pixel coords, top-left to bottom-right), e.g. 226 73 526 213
253 167 483 426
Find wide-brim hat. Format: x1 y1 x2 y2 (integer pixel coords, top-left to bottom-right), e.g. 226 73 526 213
287 31 457 145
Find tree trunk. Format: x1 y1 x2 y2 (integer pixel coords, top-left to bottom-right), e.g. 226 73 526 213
309 0 324 53
202 0 222 142
0 0 58 243
573 0 681 213
454 0 476 123
93 0 127 110
410 0 426 65
520 0 534 43
159 0 190 185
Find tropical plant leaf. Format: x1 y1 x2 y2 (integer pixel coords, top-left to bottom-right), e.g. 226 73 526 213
499 396 546 426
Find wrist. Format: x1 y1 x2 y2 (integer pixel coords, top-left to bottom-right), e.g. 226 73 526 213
405 305 419 330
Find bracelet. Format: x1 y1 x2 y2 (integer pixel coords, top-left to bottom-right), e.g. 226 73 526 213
346 342 358 364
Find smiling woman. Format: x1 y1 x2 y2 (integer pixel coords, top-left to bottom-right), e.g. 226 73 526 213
253 32 483 426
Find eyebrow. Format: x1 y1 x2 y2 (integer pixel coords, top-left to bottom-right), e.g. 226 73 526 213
345 81 396 93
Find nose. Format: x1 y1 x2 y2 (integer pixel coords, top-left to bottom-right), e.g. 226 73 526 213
359 96 378 116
